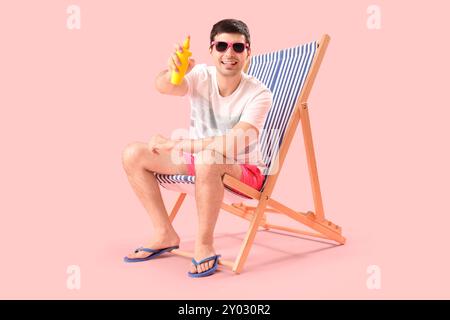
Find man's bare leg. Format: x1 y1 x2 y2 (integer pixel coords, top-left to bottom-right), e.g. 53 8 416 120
189 150 242 274
122 140 189 259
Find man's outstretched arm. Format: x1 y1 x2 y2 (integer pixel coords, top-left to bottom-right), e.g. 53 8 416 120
154 43 195 96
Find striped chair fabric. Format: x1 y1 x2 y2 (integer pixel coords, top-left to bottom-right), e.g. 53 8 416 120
156 41 318 202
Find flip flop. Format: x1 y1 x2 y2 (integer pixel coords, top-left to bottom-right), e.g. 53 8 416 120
123 245 179 263
187 254 222 278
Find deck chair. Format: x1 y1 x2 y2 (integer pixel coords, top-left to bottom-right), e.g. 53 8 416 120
155 34 346 274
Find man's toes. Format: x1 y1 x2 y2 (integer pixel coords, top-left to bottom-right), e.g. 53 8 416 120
201 262 212 273
190 260 215 274
128 251 149 259
127 252 137 259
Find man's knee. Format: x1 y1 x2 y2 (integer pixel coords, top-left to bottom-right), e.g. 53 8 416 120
122 142 148 172
194 150 225 178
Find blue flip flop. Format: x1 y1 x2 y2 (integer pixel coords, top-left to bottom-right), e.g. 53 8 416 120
123 245 179 263
188 254 222 278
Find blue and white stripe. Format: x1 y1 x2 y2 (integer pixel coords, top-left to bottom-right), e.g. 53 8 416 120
249 41 317 188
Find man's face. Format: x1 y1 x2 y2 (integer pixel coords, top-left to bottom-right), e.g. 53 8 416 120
209 33 250 78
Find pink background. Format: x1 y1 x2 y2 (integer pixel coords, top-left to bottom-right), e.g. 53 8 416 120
1 0 449 299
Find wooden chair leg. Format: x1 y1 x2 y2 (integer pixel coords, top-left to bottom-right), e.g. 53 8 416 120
301 103 325 222
232 198 269 274
169 193 186 223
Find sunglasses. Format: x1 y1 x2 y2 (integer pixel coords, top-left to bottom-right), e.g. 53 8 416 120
210 41 250 53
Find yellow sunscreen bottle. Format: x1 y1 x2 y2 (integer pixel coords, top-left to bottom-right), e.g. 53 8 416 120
171 36 192 85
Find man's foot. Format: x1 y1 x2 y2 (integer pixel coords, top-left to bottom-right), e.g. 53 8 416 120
126 232 180 260
189 244 217 275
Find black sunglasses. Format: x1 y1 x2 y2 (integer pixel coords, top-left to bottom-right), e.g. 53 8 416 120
210 41 250 53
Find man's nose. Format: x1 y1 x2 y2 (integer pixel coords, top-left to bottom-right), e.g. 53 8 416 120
224 46 235 55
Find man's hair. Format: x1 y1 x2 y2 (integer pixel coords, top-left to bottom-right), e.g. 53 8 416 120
210 19 251 47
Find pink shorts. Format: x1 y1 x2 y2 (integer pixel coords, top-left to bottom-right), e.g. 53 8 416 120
183 153 264 196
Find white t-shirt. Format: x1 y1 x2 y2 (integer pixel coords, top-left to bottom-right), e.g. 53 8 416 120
184 64 272 172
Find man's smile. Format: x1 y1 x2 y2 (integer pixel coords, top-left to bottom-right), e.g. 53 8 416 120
221 60 238 65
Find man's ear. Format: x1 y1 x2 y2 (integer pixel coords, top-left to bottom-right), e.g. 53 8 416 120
246 48 251 61
243 49 251 72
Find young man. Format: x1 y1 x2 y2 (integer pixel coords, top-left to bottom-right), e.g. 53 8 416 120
122 19 272 277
